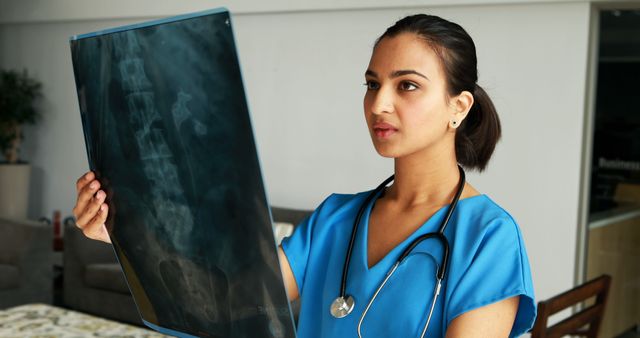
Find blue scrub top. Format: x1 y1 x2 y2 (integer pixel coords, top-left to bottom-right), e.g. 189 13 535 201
281 188 536 338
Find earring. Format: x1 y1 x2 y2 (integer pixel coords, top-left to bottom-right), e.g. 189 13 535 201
450 119 459 128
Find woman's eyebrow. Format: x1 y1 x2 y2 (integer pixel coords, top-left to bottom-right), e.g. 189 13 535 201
392 70 430 81
365 69 429 81
365 69 378 78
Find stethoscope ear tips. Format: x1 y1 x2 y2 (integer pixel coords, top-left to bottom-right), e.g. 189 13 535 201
330 295 355 318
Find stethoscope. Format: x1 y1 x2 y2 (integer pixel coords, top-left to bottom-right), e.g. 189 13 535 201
330 164 465 338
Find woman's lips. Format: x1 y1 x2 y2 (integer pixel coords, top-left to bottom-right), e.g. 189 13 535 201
372 122 398 139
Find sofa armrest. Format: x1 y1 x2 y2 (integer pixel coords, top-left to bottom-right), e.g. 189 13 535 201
0 217 52 266
0 217 53 306
63 222 118 290
64 222 117 266
270 207 312 226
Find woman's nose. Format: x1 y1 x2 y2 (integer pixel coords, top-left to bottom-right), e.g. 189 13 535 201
370 89 394 115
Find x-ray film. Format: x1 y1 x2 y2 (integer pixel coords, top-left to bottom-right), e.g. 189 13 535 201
70 8 296 338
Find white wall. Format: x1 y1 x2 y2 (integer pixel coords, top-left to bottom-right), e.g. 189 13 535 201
0 1 591 307
0 0 586 23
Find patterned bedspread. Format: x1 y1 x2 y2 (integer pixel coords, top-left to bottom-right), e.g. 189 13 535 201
0 303 169 337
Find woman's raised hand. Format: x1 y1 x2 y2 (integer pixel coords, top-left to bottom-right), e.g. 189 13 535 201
72 171 111 243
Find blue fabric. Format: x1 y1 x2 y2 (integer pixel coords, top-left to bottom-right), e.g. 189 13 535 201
281 189 536 338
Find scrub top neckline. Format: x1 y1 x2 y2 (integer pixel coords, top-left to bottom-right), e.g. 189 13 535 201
361 189 487 272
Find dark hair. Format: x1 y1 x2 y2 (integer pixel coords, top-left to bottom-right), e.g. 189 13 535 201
375 14 501 172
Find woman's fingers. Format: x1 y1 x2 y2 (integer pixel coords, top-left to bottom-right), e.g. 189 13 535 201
83 203 111 243
74 188 105 227
72 171 112 244
73 172 94 218
76 171 94 192
72 179 101 222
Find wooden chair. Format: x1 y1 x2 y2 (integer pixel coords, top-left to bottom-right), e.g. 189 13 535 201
531 274 611 338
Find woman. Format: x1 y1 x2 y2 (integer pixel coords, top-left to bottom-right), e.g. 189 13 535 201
73 14 535 338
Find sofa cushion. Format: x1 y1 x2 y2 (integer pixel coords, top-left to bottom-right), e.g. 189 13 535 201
0 264 19 290
83 263 130 294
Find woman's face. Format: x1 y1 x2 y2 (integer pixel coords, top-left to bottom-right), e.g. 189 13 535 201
363 32 456 159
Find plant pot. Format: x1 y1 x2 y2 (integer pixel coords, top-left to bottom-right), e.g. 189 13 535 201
0 163 31 219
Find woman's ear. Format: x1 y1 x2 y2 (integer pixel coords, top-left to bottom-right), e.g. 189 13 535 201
448 90 474 129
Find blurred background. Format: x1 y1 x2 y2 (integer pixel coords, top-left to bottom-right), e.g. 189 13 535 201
0 0 638 337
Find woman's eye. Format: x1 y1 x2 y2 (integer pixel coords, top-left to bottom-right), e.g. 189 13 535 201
399 81 418 91
364 81 379 90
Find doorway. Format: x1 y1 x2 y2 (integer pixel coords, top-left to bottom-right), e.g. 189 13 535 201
585 7 640 338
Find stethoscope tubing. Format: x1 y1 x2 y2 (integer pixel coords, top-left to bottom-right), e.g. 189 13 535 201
339 174 395 300
338 164 465 299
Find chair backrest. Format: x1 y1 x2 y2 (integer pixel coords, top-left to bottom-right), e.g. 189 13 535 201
531 274 611 338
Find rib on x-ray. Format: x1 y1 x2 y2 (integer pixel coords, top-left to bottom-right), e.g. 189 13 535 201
70 9 296 338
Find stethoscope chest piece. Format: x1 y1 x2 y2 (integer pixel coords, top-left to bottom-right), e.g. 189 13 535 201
330 295 355 318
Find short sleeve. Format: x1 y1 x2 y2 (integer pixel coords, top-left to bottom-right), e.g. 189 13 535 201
445 216 537 337
279 194 334 294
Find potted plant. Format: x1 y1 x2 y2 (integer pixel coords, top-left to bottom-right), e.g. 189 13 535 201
0 68 42 219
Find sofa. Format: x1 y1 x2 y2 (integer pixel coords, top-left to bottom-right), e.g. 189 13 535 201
63 220 140 324
63 206 312 325
0 217 53 309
